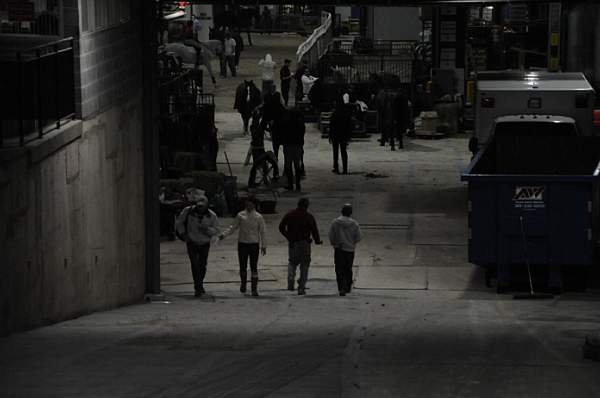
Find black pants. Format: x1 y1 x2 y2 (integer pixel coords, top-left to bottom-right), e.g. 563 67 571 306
224 55 236 77
281 81 290 106
248 150 279 186
283 145 302 189
238 243 259 280
240 111 252 132
334 248 355 293
332 139 348 173
295 80 303 102
186 242 210 292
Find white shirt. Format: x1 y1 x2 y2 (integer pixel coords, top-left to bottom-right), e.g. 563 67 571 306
224 37 236 56
301 74 318 99
258 58 276 81
222 209 267 248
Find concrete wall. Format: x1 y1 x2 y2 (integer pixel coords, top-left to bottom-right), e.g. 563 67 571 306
368 7 421 41
0 0 147 335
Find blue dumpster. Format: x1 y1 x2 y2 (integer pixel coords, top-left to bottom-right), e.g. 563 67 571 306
461 135 600 288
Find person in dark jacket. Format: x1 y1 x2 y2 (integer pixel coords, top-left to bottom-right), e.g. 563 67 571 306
328 203 362 296
280 108 305 191
279 197 323 295
234 80 262 134
280 59 292 106
232 28 244 71
329 98 353 174
375 88 397 150
263 90 285 159
393 90 410 150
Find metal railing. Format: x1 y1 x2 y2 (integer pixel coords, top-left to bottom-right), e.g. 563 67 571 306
319 54 414 85
0 37 75 148
296 12 333 70
330 39 416 57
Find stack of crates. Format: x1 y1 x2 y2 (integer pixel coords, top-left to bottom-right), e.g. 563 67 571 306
319 111 332 138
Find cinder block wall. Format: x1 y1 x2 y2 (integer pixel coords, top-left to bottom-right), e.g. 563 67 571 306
0 0 147 335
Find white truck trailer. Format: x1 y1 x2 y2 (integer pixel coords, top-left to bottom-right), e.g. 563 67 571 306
472 71 595 150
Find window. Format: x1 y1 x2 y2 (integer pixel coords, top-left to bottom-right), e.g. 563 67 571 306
80 0 130 33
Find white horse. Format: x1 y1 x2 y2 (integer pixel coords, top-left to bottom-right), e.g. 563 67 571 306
160 40 221 85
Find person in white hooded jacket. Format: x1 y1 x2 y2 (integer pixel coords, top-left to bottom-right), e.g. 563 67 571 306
328 204 362 296
258 53 276 96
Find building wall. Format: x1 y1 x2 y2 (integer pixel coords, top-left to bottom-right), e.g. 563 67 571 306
0 0 147 335
368 7 421 41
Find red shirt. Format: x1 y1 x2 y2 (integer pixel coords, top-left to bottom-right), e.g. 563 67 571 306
279 208 321 243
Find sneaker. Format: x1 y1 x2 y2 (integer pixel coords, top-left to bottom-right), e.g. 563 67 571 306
339 291 346 296
287 281 294 291
240 284 247 293
252 291 259 297
298 288 306 296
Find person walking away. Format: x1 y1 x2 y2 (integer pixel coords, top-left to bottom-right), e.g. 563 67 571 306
219 198 267 296
263 91 285 159
223 32 236 77
279 197 323 295
293 60 308 104
329 97 353 174
261 6 272 35
328 204 362 296
248 105 279 186
232 29 244 72
281 108 305 191
393 90 411 149
258 54 276 98
375 89 397 150
234 80 262 134
175 192 219 297
280 59 292 106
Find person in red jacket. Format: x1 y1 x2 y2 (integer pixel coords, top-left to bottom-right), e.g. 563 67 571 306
278 197 322 295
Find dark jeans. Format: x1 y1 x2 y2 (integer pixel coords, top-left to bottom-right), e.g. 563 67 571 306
224 55 236 77
288 240 311 290
283 145 302 189
240 111 252 132
332 139 348 173
262 80 274 98
186 242 210 292
334 248 355 293
238 242 259 279
295 80 303 102
272 141 281 159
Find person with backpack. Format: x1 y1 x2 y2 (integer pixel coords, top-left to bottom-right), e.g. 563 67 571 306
219 198 267 296
175 191 219 297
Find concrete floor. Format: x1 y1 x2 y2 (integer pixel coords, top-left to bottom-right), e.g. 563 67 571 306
2 34 600 397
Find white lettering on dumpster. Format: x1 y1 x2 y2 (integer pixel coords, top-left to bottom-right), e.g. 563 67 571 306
513 186 545 210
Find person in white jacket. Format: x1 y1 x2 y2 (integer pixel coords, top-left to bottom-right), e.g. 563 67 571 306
328 204 362 296
258 53 276 97
219 198 267 296
175 191 219 297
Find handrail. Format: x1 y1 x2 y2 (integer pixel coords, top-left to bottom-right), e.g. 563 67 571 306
16 37 74 54
1 37 76 148
295 12 332 68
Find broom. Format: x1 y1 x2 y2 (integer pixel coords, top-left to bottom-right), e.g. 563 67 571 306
513 215 554 300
